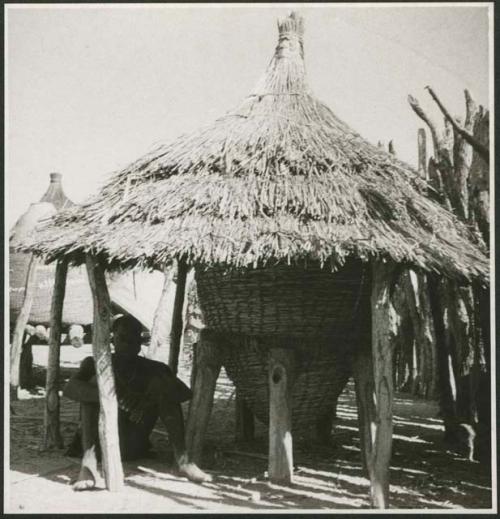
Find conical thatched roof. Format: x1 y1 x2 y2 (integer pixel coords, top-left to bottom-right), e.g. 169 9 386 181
10 176 165 328
20 12 488 283
39 172 74 210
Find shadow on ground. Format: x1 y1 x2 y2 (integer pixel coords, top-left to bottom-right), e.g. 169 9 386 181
8 360 493 512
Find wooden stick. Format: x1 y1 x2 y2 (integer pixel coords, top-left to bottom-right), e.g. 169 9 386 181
268 347 295 483
370 261 398 508
425 86 489 164
186 330 222 466
148 265 174 363
354 261 398 509
408 95 441 156
10 254 41 395
417 128 427 180
168 259 188 374
86 254 124 492
42 258 68 450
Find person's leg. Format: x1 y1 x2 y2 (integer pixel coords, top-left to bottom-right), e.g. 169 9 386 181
159 400 212 483
73 402 103 491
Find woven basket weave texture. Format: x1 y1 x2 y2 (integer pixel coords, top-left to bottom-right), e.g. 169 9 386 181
195 260 372 430
195 259 370 337
221 336 357 433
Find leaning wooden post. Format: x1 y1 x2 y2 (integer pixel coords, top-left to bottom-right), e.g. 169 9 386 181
168 259 188 375
186 329 222 465
268 347 296 483
10 254 41 398
42 257 68 450
86 254 124 492
148 265 175 363
354 261 398 508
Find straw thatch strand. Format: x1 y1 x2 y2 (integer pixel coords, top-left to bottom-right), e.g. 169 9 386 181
18 12 488 284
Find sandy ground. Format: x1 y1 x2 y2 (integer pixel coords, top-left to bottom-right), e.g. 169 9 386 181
7 345 493 513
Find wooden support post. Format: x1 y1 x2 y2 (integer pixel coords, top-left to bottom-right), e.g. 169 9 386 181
168 259 188 375
235 390 255 442
42 258 68 450
427 275 457 436
268 347 295 484
186 329 222 466
10 254 41 397
354 261 398 509
86 254 124 492
148 265 174 363
417 128 427 179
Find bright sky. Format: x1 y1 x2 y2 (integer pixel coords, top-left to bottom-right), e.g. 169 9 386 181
6 3 491 226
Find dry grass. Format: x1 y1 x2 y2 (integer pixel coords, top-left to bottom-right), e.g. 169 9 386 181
18 12 488 283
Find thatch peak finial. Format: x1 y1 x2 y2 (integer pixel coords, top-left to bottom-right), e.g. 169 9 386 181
273 11 305 63
277 11 304 41
49 172 62 183
251 11 307 95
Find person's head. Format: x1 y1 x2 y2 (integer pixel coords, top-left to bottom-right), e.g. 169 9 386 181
68 324 84 348
112 315 143 357
35 325 49 342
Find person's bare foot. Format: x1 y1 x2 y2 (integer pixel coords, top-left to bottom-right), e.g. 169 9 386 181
73 465 103 491
178 462 213 483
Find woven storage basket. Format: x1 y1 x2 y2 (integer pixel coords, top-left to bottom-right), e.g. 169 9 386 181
220 336 356 433
195 259 370 337
195 259 372 431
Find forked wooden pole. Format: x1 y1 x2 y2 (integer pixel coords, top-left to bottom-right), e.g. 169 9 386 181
354 261 398 509
186 329 222 466
168 259 188 374
86 254 124 492
42 258 68 450
10 254 41 397
268 347 296 483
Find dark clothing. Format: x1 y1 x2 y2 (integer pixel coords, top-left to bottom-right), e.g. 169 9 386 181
19 337 34 390
69 354 192 461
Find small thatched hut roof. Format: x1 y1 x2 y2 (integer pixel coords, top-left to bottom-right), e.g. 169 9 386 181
20 12 488 283
10 175 166 328
39 172 74 210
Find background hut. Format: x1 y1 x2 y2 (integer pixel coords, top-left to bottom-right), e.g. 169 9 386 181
9 173 169 395
19 12 489 508
10 173 167 330
9 173 94 328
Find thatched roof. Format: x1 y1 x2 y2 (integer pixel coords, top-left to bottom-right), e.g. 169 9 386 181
39 172 74 210
10 175 166 328
20 12 488 283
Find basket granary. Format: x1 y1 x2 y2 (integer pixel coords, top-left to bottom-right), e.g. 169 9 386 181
18 11 488 508
195 259 371 433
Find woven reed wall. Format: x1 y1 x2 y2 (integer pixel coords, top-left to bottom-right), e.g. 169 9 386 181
195 259 372 429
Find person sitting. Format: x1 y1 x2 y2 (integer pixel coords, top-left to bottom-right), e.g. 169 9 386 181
63 314 211 491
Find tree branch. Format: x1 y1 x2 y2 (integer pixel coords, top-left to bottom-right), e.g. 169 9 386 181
425 86 489 164
408 95 441 155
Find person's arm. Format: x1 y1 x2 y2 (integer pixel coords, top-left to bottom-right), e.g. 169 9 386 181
63 357 99 403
